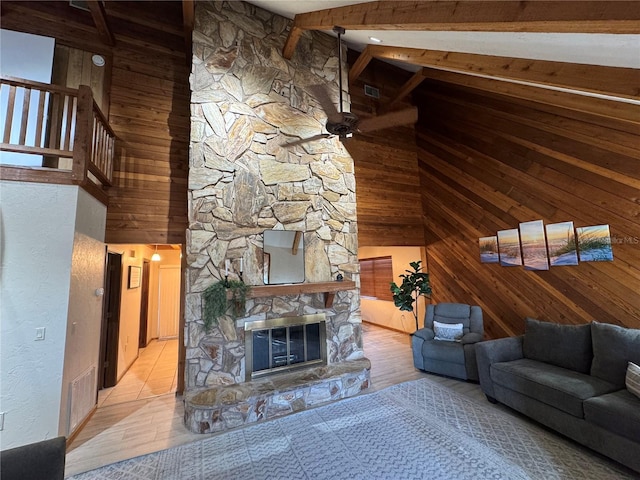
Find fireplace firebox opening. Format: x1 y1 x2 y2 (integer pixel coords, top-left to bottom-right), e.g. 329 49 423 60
245 314 327 381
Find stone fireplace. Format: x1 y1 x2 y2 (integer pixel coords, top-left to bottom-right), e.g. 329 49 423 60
183 1 370 433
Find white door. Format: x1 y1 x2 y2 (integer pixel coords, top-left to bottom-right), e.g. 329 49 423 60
157 266 180 338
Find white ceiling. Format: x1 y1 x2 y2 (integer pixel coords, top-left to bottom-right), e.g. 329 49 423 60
248 0 640 68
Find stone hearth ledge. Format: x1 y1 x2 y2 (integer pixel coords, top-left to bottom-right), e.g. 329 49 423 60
184 358 371 434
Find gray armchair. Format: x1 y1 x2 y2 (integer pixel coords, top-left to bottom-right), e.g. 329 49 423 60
411 303 484 381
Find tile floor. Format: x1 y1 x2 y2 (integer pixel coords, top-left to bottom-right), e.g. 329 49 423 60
98 338 179 408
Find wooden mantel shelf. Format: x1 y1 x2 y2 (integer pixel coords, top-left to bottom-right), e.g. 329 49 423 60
247 280 356 307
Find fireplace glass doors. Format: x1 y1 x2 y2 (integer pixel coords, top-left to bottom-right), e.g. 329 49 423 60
245 314 327 381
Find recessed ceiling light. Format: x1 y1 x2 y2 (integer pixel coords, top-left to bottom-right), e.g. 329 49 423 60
91 54 105 67
369 36 382 43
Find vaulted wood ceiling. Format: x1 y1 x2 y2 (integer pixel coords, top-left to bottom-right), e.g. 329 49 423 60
50 0 640 106
277 1 639 106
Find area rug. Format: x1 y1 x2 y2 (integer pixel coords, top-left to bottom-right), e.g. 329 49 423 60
68 378 634 480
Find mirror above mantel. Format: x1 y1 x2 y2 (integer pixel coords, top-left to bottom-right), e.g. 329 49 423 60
263 230 304 285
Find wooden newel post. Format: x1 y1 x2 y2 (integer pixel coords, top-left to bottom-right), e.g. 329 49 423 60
72 85 94 185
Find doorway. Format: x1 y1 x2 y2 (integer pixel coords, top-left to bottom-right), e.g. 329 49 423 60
99 252 122 389
97 244 181 408
138 260 150 348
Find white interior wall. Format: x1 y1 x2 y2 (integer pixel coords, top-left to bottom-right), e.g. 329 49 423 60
59 188 106 436
0 29 54 167
107 244 145 381
358 246 427 334
0 181 77 449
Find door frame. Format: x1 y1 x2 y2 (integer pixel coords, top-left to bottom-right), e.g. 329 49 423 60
138 260 150 348
99 251 122 389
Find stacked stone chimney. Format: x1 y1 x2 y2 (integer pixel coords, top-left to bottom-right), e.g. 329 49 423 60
185 1 363 392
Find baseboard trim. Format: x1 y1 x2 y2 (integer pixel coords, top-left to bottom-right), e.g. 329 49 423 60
66 404 97 449
362 320 412 335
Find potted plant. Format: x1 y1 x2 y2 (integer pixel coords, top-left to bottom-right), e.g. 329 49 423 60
390 260 432 331
202 279 251 332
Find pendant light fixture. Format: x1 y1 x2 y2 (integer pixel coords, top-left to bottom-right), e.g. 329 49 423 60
151 244 161 262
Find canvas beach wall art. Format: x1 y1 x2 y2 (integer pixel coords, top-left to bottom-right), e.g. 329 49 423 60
479 236 499 263
546 221 579 266
497 229 523 267
480 221 613 269
519 220 549 271
576 224 614 262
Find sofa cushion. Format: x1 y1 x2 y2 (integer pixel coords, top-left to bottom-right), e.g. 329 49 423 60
522 317 592 374
422 340 465 365
584 389 640 443
491 358 618 418
591 322 640 388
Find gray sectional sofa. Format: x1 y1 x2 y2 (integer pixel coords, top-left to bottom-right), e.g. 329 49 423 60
476 318 640 473
0 436 66 480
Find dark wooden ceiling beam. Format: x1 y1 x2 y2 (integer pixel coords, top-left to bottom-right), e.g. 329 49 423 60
291 1 640 32
386 69 427 109
86 0 115 46
366 45 639 101
283 1 640 58
283 25 304 60
348 46 374 84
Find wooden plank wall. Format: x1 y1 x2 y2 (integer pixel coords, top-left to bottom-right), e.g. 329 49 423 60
346 55 424 247
52 45 110 115
105 1 189 244
1 1 190 245
414 79 640 338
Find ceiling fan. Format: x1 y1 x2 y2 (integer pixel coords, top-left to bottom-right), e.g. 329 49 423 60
282 26 418 147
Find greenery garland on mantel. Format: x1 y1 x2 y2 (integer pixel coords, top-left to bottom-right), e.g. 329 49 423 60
202 279 251 332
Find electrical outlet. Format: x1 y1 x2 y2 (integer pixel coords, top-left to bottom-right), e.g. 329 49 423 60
35 327 46 341
0 412 5 431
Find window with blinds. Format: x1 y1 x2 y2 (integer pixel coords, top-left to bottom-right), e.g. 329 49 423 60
359 256 394 301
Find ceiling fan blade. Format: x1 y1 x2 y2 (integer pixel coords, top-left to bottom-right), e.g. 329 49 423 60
280 133 333 147
308 84 341 123
357 107 418 133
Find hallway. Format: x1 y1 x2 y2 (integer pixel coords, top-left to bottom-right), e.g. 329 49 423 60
98 338 178 408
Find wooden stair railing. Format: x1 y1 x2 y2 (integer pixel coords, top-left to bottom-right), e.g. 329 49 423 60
0 76 115 205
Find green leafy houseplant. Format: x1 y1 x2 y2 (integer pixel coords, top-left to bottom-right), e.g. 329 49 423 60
202 279 251 332
390 260 432 331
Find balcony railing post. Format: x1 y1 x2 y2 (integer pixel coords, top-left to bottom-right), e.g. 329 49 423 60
72 85 94 184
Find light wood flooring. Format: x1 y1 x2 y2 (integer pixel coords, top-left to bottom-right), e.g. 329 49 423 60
65 323 485 477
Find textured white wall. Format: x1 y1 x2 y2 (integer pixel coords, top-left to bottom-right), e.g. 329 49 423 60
107 244 144 381
59 188 106 436
0 29 54 167
0 181 77 449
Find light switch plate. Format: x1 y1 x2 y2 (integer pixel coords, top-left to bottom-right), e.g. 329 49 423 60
35 327 46 341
